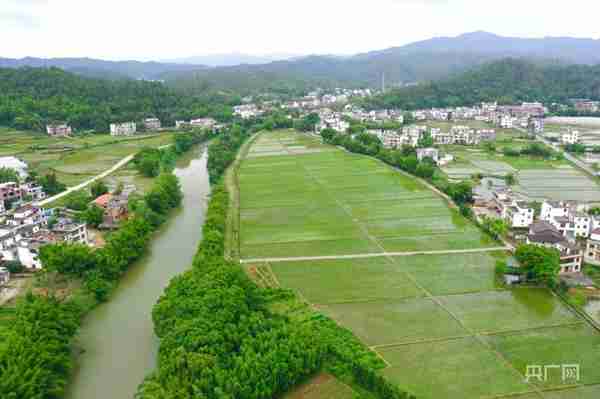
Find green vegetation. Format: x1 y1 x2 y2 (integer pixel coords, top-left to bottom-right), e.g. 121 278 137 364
0 67 235 132
0 294 82 399
363 59 600 110
515 244 561 286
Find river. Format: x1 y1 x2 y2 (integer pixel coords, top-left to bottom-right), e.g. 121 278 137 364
66 146 210 399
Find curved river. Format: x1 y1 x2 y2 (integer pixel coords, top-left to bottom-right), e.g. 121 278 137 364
66 146 210 399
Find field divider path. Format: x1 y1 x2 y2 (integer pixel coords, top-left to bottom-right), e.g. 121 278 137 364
278 134 545 396
240 246 510 264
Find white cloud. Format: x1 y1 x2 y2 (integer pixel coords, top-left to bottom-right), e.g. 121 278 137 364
0 0 598 60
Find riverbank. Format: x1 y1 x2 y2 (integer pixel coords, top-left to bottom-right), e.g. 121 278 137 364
65 146 211 399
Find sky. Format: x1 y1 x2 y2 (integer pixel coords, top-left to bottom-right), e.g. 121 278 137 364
2 0 599 60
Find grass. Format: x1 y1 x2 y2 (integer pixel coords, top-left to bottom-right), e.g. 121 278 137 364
483 324 600 389
270 257 424 304
319 297 468 346
380 337 534 399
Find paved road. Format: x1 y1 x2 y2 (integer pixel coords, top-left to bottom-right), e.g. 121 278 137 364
240 246 511 264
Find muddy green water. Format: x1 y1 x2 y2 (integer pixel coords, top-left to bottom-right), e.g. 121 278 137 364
66 146 210 399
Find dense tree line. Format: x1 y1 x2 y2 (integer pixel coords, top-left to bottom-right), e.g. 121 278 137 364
207 125 252 183
0 67 237 132
362 59 600 110
0 294 82 398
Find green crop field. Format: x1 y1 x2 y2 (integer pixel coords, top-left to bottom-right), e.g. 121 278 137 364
237 130 600 399
239 131 494 259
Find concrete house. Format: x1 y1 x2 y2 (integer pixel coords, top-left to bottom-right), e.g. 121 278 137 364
144 118 161 131
417 148 439 163
110 122 137 136
46 123 72 137
585 229 600 266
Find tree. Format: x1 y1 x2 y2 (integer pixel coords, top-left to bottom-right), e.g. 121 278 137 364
36 172 66 196
65 190 91 211
417 132 434 148
515 244 561 285
81 204 104 227
4 260 24 273
39 243 97 277
505 173 517 186
481 216 509 240
416 162 435 179
0 167 20 183
90 180 109 198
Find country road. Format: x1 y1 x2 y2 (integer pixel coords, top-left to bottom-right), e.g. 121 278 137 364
240 246 511 264
36 154 135 206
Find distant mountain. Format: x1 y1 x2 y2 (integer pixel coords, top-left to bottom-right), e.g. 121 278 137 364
162 32 600 95
362 58 600 110
0 57 206 80
382 31 600 64
164 53 301 67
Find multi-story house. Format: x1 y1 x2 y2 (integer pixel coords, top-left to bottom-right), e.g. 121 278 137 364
190 118 217 129
527 221 583 274
492 189 534 228
541 201 590 239
110 122 137 136
20 182 46 201
46 123 72 137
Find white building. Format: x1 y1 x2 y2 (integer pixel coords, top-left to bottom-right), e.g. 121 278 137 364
190 118 217 129
541 201 590 239
144 118 161 131
417 148 439 163
110 122 137 136
492 189 534 228
46 123 72 137
0 157 28 179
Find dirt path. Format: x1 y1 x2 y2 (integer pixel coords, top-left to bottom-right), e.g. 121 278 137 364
240 246 510 264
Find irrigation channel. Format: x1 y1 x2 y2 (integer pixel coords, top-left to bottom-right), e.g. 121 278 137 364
66 146 210 399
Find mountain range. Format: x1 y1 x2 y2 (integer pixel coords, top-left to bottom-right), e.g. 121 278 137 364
162 53 300 67
3 32 600 91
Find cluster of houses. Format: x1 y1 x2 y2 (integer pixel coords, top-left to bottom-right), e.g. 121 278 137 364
46 117 164 138
411 102 546 133
485 189 600 275
0 204 88 272
572 99 600 113
175 117 221 131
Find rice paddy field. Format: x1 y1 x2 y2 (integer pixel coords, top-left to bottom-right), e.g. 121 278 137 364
442 145 600 202
238 130 600 399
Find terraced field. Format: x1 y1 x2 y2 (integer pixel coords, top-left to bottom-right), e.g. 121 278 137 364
238 130 600 399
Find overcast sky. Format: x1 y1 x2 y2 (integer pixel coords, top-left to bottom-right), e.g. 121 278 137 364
2 0 599 60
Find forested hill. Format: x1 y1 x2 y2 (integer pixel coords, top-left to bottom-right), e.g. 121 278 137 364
0 67 237 132
0 57 206 80
361 59 600 110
